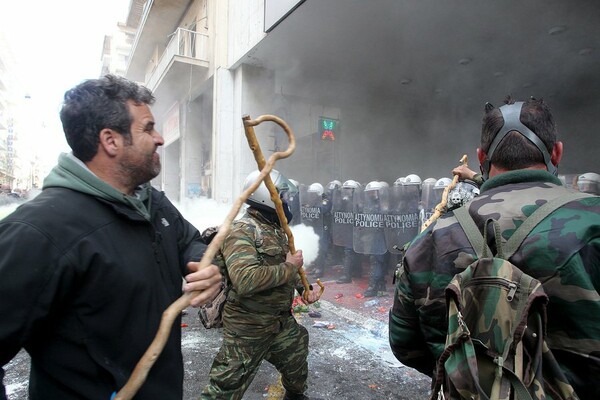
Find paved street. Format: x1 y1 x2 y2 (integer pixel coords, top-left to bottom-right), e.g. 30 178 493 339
4 273 431 399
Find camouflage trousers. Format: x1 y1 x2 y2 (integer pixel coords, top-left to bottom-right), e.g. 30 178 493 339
200 314 309 399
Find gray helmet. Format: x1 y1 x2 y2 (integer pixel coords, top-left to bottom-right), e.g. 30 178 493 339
365 180 384 192
404 174 422 186
308 182 324 196
327 180 342 191
577 172 600 194
393 177 406 186
243 169 297 210
342 179 361 189
434 177 452 190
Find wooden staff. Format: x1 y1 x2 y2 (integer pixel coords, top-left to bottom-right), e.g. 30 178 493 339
114 117 298 400
420 155 468 232
242 114 325 301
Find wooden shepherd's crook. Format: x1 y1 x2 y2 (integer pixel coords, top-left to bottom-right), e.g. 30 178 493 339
420 155 468 232
114 115 301 400
242 114 325 302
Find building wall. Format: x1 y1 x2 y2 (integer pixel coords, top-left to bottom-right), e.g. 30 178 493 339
227 0 266 68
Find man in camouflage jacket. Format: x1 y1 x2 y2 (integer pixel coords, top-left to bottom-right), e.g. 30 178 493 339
201 170 319 400
389 97 600 398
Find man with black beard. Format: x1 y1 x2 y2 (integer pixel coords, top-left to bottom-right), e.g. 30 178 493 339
0 75 222 399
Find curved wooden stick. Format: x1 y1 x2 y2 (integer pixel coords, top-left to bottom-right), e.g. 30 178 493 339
114 119 297 400
242 114 325 301
420 155 468 232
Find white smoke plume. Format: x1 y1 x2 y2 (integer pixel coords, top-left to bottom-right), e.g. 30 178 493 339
174 197 320 266
289 223 319 267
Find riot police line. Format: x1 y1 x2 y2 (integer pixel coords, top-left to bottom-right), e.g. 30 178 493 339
291 171 600 261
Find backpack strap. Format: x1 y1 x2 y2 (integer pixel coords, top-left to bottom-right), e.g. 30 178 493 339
501 365 535 400
503 192 593 259
454 192 593 260
453 205 491 258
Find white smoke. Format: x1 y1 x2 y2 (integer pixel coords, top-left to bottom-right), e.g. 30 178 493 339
0 190 41 220
173 197 236 233
174 197 320 266
0 203 19 220
289 223 320 267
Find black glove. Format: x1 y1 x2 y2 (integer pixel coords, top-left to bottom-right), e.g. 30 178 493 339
201 226 219 245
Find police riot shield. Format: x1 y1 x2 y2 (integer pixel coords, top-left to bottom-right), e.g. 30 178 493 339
385 184 420 254
299 185 324 237
284 183 302 226
420 179 437 228
331 186 355 248
353 186 388 255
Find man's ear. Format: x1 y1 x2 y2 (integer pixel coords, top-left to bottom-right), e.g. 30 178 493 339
476 148 487 174
551 141 563 167
477 148 486 165
98 128 121 157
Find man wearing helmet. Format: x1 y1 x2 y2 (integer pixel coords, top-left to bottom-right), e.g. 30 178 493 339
385 174 422 268
355 180 389 297
285 179 302 226
201 170 320 400
332 179 364 283
300 182 326 276
389 97 600 398
308 180 342 278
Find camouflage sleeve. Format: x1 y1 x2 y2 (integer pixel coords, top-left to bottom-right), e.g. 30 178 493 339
389 263 436 377
221 225 297 296
472 173 484 188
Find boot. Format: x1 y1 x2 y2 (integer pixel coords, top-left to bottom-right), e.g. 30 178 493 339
335 267 351 284
311 268 324 278
364 281 386 297
363 286 377 297
363 271 377 297
363 257 385 297
312 252 326 277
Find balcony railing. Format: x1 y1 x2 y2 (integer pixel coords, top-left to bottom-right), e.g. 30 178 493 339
145 27 209 91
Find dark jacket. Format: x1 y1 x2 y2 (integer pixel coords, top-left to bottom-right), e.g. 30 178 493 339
389 170 600 398
0 185 206 399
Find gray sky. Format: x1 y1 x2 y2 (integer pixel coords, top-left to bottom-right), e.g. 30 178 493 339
0 0 130 168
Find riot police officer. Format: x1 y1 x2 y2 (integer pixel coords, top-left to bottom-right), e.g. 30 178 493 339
355 180 389 297
332 179 363 283
310 180 342 278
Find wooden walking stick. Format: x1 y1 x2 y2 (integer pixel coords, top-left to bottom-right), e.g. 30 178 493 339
420 155 468 232
242 114 325 302
114 116 299 400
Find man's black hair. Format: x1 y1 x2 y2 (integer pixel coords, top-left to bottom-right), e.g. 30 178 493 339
481 96 557 172
60 74 155 162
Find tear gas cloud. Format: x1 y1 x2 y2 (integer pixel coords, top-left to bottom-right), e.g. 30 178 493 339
249 0 600 185
173 197 320 266
0 204 20 221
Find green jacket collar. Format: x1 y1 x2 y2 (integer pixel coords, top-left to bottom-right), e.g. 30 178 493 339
43 153 153 220
480 169 562 193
